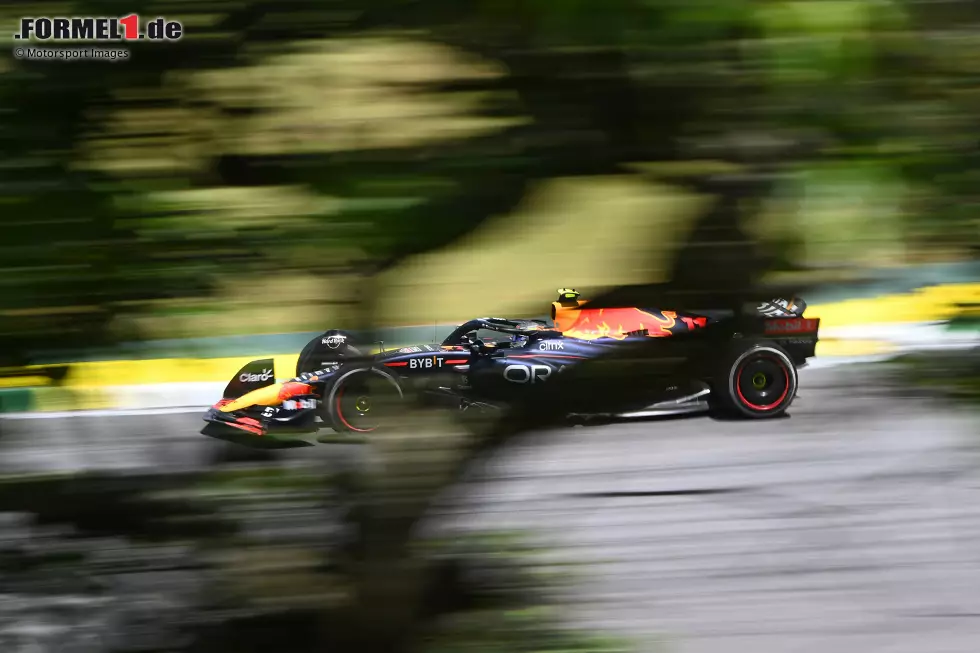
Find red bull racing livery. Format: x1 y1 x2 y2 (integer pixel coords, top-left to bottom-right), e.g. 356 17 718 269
201 289 819 449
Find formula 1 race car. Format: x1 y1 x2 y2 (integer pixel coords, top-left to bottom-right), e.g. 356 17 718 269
201 289 819 449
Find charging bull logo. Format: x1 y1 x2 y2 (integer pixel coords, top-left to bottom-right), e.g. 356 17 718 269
555 307 677 340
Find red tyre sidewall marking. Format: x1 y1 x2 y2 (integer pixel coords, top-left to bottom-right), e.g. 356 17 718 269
734 354 791 412
335 384 376 433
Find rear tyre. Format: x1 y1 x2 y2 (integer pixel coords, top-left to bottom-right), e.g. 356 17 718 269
324 367 404 434
715 341 798 418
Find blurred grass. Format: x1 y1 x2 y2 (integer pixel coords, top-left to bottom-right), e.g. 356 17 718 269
893 350 980 401
0 465 638 652
418 532 640 653
806 283 980 325
105 166 975 339
112 177 703 336
422 606 637 653
374 177 706 326
6 24 978 349
128 273 362 339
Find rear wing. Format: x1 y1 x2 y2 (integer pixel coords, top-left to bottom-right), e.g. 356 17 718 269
760 317 820 363
763 317 820 337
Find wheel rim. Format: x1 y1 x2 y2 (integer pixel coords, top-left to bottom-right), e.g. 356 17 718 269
335 383 378 433
735 355 791 411
333 372 400 433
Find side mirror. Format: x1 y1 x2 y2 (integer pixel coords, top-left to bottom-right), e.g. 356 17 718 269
469 338 491 356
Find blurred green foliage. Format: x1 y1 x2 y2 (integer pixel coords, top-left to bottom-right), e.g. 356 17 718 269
0 465 635 653
893 345 980 401
1 0 978 365
3 4 980 651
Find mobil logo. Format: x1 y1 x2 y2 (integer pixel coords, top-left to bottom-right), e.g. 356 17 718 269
764 318 819 334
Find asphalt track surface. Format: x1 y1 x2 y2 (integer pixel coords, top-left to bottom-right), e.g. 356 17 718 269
2 364 980 653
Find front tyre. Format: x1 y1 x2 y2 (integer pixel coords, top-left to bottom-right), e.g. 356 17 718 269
717 342 798 418
324 367 404 434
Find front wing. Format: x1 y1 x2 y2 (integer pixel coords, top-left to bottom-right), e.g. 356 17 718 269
202 399 319 449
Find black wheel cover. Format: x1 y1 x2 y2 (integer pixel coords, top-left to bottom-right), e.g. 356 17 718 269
328 368 403 433
333 377 379 433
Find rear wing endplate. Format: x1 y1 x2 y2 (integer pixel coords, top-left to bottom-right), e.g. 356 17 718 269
763 317 820 337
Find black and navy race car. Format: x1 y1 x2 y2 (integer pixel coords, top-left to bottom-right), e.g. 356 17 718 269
201 289 820 449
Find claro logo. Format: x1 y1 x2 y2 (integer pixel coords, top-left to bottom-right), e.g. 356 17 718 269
240 369 273 383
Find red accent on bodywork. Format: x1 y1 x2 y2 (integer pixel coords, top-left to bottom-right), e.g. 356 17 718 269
556 307 678 340
384 361 409 367
444 359 469 364
681 316 708 329
228 418 265 436
764 318 819 335
277 382 314 401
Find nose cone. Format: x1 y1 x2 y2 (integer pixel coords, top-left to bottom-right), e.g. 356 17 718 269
277 381 315 402
217 383 286 412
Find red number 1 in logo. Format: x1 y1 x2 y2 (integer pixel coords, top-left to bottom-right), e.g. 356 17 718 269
120 14 139 40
